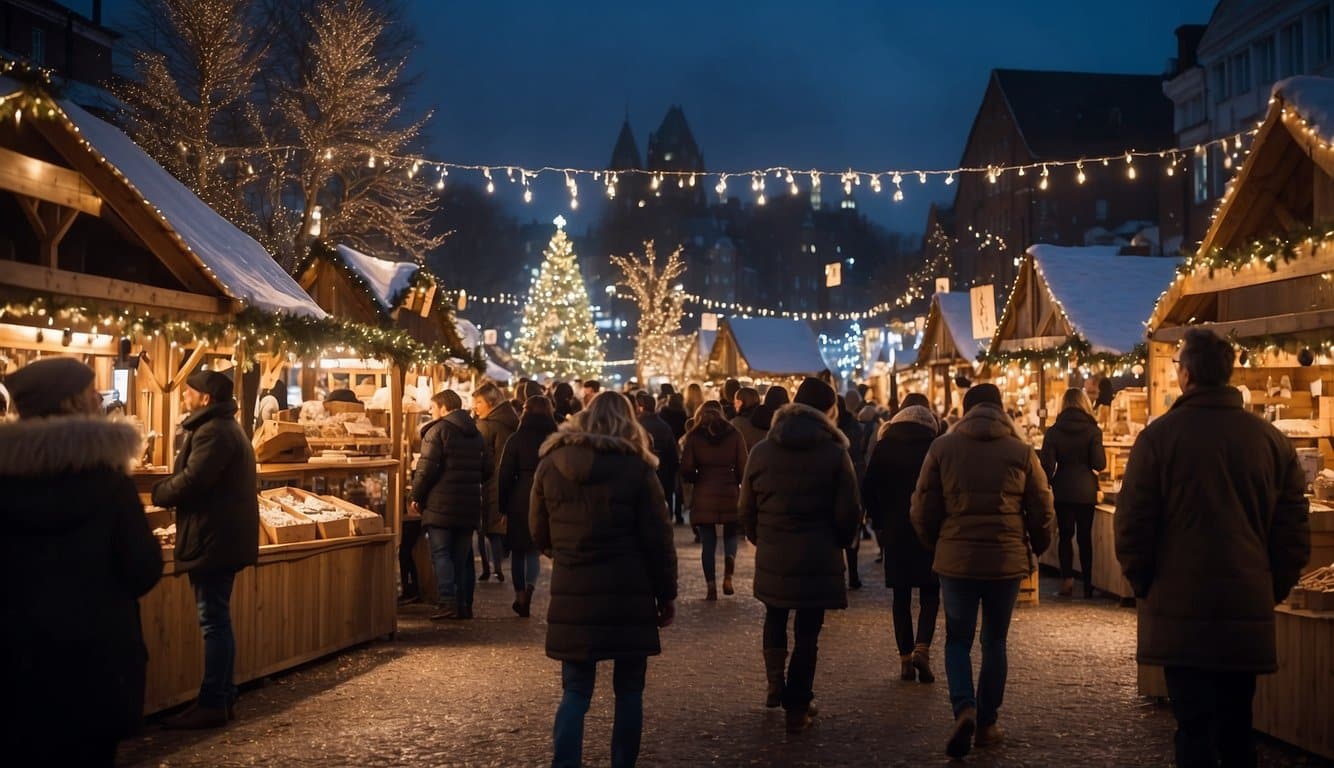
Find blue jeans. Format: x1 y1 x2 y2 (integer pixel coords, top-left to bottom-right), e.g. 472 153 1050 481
427 526 474 607
940 576 1021 726
552 657 647 768
698 523 738 582
479 532 506 574
189 570 238 709
512 549 541 591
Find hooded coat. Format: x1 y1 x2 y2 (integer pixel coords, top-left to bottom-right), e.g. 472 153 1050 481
680 419 748 525
740 404 862 609
3 417 163 746
497 410 558 552
413 409 490 531
1115 386 1310 672
863 407 938 588
1039 407 1106 505
478 400 520 535
730 407 767 453
910 403 1054 580
152 400 259 574
531 429 678 661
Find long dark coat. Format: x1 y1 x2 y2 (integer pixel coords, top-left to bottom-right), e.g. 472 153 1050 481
680 421 748 526
863 417 938 588
659 406 688 441
152 400 259 575
1115 386 1310 672
739 404 862 609
638 412 680 503
3 417 163 750
478 401 519 535
497 411 558 552
1039 408 1106 505
531 430 678 661
412 410 489 531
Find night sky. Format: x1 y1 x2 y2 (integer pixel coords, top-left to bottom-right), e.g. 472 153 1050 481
97 0 1218 234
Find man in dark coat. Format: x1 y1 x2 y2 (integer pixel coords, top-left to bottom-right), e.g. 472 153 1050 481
475 382 519 582
152 369 258 729
740 378 861 733
636 391 681 525
3 358 163 764
1116 329 1309 768
412 389 490 620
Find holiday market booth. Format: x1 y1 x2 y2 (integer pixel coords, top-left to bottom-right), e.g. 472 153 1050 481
909 291 989 417
1133 76 1334 759
706 317 827 390
0 71 411 715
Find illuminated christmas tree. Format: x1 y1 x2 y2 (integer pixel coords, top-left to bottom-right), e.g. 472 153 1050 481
514 217 605 380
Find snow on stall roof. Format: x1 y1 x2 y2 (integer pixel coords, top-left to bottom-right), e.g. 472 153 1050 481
0 77 325 317
936 292 988 361
335 245 419 312
1273 76 1334 142
454 317 482 349
725 317 826 375
1027 245 1182 355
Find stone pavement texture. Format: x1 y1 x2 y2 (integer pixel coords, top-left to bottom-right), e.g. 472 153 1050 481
119 527 1328 767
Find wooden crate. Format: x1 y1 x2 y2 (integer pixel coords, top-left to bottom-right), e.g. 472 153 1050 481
1017 567 1040 605
318 493 386 536
262 487 353 539
257 494 317 544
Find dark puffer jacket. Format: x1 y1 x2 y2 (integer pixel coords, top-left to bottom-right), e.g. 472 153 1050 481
413 409 490 531
478 401 520 535
531 430 678 661
153 400 259 575
638 412 680 503
497 411 558 553
1115 386 1310 672
3 417 163 748
680 420 748 526
863 413 938 588
740 404 862 609
1039 407 1106 505
910 403 1054 580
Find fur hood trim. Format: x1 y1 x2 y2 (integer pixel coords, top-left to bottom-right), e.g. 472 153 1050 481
769 402 850 449
539 427 659 469
0 416 142 476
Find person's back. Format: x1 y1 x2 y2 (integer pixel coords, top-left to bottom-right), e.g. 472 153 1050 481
415 409 487 529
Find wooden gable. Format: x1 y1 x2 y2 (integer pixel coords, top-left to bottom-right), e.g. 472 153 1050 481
988 254 1075 354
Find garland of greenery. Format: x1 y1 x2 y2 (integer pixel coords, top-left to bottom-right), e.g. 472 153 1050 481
1184 221 1334 277
976 337 1147 369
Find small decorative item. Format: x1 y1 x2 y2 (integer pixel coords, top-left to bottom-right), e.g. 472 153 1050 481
1298 347 1315 367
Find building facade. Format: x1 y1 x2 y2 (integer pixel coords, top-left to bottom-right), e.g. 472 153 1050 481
0 1 113 85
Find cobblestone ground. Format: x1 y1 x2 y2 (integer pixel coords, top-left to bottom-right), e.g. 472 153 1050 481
119 527 1328 767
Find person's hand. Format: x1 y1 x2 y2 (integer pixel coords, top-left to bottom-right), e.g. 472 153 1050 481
409 501 420 516
657 599 676 628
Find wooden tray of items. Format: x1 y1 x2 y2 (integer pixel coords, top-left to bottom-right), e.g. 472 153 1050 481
257 494 318 545
317 494 386 535
261 487 354 539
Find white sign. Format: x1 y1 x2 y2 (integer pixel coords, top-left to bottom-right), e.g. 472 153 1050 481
483 329 498 346
935 277 950 294
970 284 997 341
914 315 927 333
700 312 718 332
825 262 842 287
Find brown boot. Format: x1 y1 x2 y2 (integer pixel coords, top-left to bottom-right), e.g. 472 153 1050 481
430 597 458 621
899 654 916 681
706 580 718 601
1058 578 1074 597
163 703 228 730
723 555 735 595
762 648 786 708
945 706 977 759
975 722 1005 748
785 705 814 733
911 643 935 683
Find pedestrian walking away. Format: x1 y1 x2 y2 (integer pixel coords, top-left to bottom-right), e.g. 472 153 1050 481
476 382 519 584
740 378 862 734
636 391 682 531
1039 388 1106 599
531 392 678 768
911 382 1054 759
1115 329 1309 768
498 395 559 617
680 400 748 600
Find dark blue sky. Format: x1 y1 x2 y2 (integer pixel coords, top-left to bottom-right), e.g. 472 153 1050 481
99 0 1218 234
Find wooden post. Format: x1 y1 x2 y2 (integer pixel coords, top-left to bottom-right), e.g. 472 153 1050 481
234 337 253 435
388 362 405 633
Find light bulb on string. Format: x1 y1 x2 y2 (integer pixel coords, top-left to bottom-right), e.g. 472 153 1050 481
368 155 376 169
945 172 954 185
918 172 927 184
1039 164 1049 190
1076 163 1086 184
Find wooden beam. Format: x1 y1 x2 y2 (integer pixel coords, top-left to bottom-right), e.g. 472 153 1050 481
1153 308 1334 343
1198 106 1285 256
0 322 119 355
0 145 102 216
0 259 231 315
1177 241 1334 297
169 344 211 393
998 335 1069 352
1271 199 1299 232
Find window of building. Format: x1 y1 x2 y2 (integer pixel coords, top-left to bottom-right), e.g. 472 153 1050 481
1211 63 1229 103
1095 199 1108 222
1313 5 1332 64
1255 36 1276 85
1231 51 1252 95
30 28 44 66
1281 21 1304 77
1193 150 1209 204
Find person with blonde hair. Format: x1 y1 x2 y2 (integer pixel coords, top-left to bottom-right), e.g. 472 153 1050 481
532 391 678 767
1039 388 1106 598
684 382 706 420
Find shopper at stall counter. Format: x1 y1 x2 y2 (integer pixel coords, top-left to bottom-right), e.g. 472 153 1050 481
1115 328 1309 768
2 358 163 765
151 369 259 730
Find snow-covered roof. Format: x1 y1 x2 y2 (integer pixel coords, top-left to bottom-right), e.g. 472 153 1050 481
454 317 513 381
724 317 826 376
1273 76 1334 142
335 244 419 312
0 77 324 317
1027 245 1182 355
936 292 988 361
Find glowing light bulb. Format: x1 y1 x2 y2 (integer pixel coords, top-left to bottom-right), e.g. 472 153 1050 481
368 155 376 168
790 182 800 196
1076 164 1086 184
757 192 767 206
486 180 495 194
945 173 954 185
524 188 533 203
893 189 904 202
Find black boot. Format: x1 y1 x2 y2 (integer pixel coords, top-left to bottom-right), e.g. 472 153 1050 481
723 555 735 596
762 648 786 708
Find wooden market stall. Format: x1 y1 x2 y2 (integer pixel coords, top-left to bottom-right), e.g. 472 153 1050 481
706 317 827 390
910 292 989 418
1133 76 1334 759
0 72 401 715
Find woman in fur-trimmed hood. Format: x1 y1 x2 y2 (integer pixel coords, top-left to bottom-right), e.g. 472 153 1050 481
530 391 678 767
1 358 163 766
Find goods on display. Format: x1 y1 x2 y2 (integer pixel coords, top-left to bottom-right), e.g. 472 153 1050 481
276 492 346 522
152 523 175 547
1291 564 1334 611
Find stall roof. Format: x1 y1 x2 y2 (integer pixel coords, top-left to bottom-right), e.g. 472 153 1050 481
1026 245 1181 355
3 77 325 317
916 292 988 365
336 245 419 312
454 317 513 382
1273 76 1334 143
721 317 826 376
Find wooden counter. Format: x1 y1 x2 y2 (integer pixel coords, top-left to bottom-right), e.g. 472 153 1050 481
1035 504 1133 598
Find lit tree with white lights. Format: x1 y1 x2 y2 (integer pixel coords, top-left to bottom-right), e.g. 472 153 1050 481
611 241 688 384
514 217 605 381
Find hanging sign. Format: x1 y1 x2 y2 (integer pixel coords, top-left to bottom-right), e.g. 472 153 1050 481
970 284 997 341
935 277 950 294
825 262 842 287
483 329 498 346
419 282 438 317
700 312 718 331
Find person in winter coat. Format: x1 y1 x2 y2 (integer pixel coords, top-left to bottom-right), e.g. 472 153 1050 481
685 382 707 420
412 390 490 620
151 369 258 729
2 358 163 765
836 394 869 590
681 401 749 600
911 383 1054 759
863 404 940 685
1115 329 1309 768
740 378 861 734
531 392 678 768
635 391 682 526
749 385 789 434
551 381 581 424
720 378 741 419
659 391 689 441
1039 388 1106 598
498 396 559 617
475 382 519 583
730 386 766 452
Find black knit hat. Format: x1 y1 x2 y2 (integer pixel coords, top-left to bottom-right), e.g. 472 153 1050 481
186 370 234 402
962 382 1003 412
793 377 837 413
4 357 95 418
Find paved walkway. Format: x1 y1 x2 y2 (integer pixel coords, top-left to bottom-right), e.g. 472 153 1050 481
119 527 1326 767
